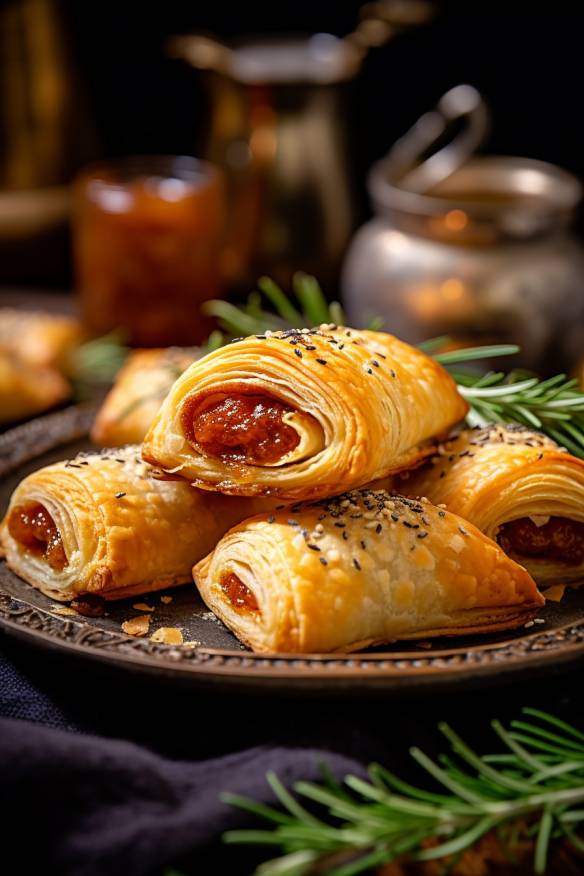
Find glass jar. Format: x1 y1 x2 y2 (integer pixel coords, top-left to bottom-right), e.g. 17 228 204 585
74 156 225 347
342 155 584 372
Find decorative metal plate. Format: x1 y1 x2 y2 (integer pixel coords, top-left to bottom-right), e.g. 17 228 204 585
2 407 584 693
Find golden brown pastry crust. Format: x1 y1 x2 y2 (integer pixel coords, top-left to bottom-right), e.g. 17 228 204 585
0 351 70 424
91 347 198 447
0 308 82 372
398 425 584 584
143 326 467 500
1 446 267 601
194 489 543 653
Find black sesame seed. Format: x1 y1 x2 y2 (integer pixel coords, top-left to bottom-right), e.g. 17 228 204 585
367 368 373 375
353 558 361 571
440 471 446 478
459 527 468 536
65 462 81 468
376 523 382 534
342 531 349 540
268 515 275 523
319 557 328 566
390 369 397 378
305 345 316 351
360 540 367 550
334 522 346 528
115 492 126 499
417 531 428 539
316 358 327 365
371 360 379 367
307 543 321 552
294 349 303 358
438 510 446 517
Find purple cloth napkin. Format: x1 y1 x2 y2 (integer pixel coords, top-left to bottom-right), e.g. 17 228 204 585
0 715 362 876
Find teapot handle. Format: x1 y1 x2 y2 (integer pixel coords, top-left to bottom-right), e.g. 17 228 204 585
386 84 490 194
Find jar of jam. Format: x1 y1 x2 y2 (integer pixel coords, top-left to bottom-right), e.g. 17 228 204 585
74 156 225 346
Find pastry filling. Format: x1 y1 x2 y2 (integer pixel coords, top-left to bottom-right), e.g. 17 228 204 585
183 394 301 465
220 572 259 612
498 516 584 565
8 502 68 571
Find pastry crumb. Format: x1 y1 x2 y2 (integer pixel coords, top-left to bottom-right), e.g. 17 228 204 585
132 602 154 612
544 584 566 603
160 595 173 604
122 615 151 637
52 606 79 617
150 627 183 645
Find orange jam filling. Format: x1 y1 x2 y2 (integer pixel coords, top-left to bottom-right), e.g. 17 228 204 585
8 502 67 571
183 394 300 465
498 516 584 565
220 572 259 612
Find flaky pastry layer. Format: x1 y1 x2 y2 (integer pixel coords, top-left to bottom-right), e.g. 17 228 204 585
143 326 467 500
1 446 266 601
399 425 584 584
194 489 542 653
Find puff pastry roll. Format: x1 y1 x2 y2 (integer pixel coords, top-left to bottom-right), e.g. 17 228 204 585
92 347 199 446
1 445 264 602
143 326 467 500
194 490 542 653
399 425 584 584
0 308 82 373
0 352 70 424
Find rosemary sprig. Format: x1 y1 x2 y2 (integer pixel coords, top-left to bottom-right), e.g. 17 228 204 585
450 370 584 459
222 709 584 875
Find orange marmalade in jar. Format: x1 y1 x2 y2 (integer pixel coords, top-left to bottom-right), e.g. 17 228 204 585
74 156 225 346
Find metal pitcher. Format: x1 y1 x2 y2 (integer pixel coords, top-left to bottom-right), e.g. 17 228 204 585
342 86 584 373
168 1 433 291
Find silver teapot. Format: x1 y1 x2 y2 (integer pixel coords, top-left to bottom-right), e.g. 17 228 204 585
342 86 584 372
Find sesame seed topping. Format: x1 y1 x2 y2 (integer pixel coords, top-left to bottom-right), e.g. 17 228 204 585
307 543 321 552
319 557 328 566
294 348 303 358
353 558 361 571
316 358 327 365
115 492 126 499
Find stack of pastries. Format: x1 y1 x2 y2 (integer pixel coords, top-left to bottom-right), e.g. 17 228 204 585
9 321 584 654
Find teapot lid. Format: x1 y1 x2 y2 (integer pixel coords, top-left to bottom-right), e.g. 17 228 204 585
169 33 361 84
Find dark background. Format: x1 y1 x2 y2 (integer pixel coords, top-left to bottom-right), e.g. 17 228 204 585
61 0 584 213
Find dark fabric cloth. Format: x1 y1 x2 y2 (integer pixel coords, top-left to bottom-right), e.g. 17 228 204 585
0 714 361 876
1 633 584 876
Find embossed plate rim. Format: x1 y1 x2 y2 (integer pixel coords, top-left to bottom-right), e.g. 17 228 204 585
2 406 584 691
